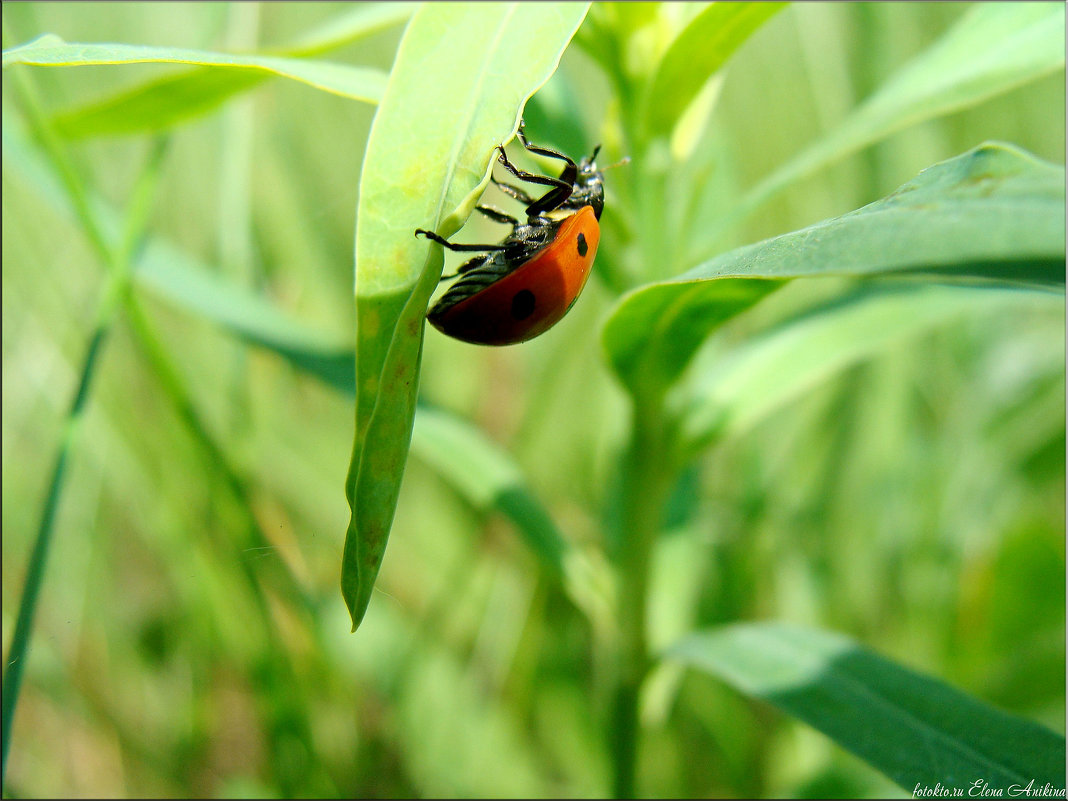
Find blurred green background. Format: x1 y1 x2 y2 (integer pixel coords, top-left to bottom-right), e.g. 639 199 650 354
2 2 1063 798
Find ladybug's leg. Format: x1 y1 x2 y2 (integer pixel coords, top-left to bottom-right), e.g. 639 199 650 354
475 205 519 229
516 126 577 172
495 145 574 217
514 126 581 216
491 175 536 205
415 229 508 252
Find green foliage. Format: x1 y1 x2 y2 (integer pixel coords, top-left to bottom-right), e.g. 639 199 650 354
604 142 1065 397
2 2 1063 798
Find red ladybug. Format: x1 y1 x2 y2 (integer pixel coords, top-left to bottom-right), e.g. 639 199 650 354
416 123 608 346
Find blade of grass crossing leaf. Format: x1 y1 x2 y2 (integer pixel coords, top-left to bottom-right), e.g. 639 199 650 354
411 406 569 575
641 2 786 140
283 2 417 57
0 325 107 781
343 3 591 632
0 137 168 785
669 623 1066 791
702 2 1066 248
603 142 1066 396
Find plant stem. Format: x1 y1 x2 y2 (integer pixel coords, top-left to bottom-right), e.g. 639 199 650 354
609 399 676 798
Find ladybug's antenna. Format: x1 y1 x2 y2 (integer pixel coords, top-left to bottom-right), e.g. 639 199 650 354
602 155 631 171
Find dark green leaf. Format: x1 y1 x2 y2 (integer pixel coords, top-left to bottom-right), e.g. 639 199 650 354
603 142 1065 396
670 622 1067 792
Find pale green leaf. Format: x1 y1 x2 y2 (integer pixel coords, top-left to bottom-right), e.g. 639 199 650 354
2 34 387 111
42 3 416 138
343 2 591 632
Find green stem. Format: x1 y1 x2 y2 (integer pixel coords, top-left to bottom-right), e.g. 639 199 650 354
609 399 676 798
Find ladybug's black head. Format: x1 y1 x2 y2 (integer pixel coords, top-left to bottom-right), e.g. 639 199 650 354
570 146 605 220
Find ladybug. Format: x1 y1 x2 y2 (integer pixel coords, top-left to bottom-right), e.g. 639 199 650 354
416 122 608 346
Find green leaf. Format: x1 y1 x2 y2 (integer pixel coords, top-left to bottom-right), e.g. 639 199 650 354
641 2 786 140
677 284 1062 456
343 2 591 632
705 2 1066 245
42 3 416 138
2 35 387 137
602 142 1065 397
669 622 1067 792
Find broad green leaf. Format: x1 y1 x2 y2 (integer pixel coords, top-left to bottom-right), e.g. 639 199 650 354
44 3 416 138
641 2 785 140
669 623 1067 792
343 2 591 632
703 2 1066 247
2 34 387 116
677 284 1062 456
603 142 1065 397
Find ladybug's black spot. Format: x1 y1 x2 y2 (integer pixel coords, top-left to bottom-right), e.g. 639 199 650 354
511 289 536 320
577 232 588 258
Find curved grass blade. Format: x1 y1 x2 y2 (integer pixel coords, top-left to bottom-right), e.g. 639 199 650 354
45 3 416 138
411 405 569 575
701 2 1066 249
640 2 785 141
2 34 387 114
282 2 418 58
603 142 1065 397
343 2 591 632
669 623 1066 792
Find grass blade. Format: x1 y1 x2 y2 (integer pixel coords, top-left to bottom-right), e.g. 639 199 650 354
1 326 107 780
641 2 785 140
703 2 1065 247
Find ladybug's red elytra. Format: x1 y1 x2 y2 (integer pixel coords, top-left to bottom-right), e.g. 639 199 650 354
416 122 611 346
